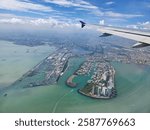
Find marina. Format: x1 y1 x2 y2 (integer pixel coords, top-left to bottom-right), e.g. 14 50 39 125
66 55 116 99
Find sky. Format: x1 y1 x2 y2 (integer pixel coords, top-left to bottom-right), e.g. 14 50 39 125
0 0 150 29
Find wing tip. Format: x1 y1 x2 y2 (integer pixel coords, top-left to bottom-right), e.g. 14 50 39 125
79 21 86 28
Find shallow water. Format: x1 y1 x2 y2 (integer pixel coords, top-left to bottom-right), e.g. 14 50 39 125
0 41 150 113
0 40 56 88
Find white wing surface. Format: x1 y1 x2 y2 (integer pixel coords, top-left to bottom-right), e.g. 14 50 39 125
80 21 150 48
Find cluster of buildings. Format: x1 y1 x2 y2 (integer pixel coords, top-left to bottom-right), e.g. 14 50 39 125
75 61 93 75
103 46 150 65
17 48 72 88
72 54 117 99
45 48 72 83
88 62 116 98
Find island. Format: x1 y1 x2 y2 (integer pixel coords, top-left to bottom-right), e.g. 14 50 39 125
66 54 117 99
11 48 72 88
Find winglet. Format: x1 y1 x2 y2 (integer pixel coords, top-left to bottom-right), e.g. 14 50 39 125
79 21 86 28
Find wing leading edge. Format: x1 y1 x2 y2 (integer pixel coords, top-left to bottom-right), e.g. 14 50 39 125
79 21 150 48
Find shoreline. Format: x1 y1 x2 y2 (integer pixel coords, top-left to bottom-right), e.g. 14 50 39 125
78 89 113 99
66 74 77 88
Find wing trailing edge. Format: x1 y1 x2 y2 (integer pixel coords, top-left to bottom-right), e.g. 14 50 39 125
132 42 150 48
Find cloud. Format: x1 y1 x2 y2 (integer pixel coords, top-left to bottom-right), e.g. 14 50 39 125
138 21 150 29
44 0 98 9
0 13 20 19
126 21 150 30
99 20 105 25
105 1 115 5
126 24 139 29
105 11 143 18
72 1 143 19
88 10 143 20
0 0 146 29
0 15 80 29
44 0 104 20
0 0 53 12
0 18 25 24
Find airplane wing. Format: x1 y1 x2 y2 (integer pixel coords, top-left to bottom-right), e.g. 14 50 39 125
79 21 150 48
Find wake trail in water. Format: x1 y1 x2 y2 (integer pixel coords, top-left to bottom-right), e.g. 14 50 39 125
52 89 74 113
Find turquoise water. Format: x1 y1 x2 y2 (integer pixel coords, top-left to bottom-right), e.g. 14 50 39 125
0 40 56 88
0 41 150 113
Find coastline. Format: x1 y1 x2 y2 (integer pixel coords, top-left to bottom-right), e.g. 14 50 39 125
78 89 112 99
66 74 77 88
